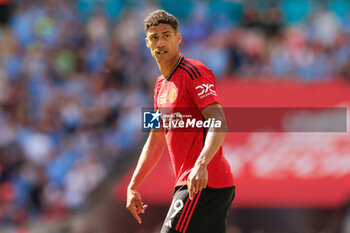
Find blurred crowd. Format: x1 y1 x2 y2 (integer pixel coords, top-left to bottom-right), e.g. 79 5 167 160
224 6 350 81
0 0 152 227
179 1 350 81
0 0 349 231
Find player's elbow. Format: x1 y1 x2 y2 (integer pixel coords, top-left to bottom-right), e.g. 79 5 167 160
216 116 228 138
220 118 228 134
208 114 227 137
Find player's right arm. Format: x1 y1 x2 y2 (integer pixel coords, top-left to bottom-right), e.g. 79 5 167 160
126 128 166 224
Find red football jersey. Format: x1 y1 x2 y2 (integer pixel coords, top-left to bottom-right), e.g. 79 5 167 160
154 55 234 188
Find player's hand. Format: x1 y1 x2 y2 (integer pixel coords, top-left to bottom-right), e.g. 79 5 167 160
126 188 148 224
187 163 208 200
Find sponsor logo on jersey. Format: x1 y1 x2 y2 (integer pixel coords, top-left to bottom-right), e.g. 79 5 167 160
195 84 217 99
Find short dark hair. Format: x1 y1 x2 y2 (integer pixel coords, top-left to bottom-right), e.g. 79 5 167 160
144 10 179 32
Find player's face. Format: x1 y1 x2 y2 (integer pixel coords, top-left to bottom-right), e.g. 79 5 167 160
145 23 181 65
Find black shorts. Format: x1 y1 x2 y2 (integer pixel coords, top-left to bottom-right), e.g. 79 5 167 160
160 185 235 233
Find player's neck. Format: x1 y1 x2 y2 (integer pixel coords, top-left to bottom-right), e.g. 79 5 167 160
158 53 181 79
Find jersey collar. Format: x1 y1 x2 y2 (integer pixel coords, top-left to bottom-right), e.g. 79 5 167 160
164 54 184 82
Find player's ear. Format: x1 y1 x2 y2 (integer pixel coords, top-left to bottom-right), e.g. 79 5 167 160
176 33 182 44
145 37 150 48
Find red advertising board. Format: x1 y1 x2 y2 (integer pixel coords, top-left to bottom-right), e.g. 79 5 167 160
115 79 350 208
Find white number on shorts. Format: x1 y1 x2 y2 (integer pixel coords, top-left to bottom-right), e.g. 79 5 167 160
170 199 184 219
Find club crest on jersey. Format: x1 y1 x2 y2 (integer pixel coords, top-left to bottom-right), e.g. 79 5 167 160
195 84 217 99
158 82 178 106
169 88 178 103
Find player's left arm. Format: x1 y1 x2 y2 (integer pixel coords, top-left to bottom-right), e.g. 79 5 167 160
187 102 227 200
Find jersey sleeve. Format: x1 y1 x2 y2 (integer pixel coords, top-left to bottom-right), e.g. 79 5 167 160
185 66 221 110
